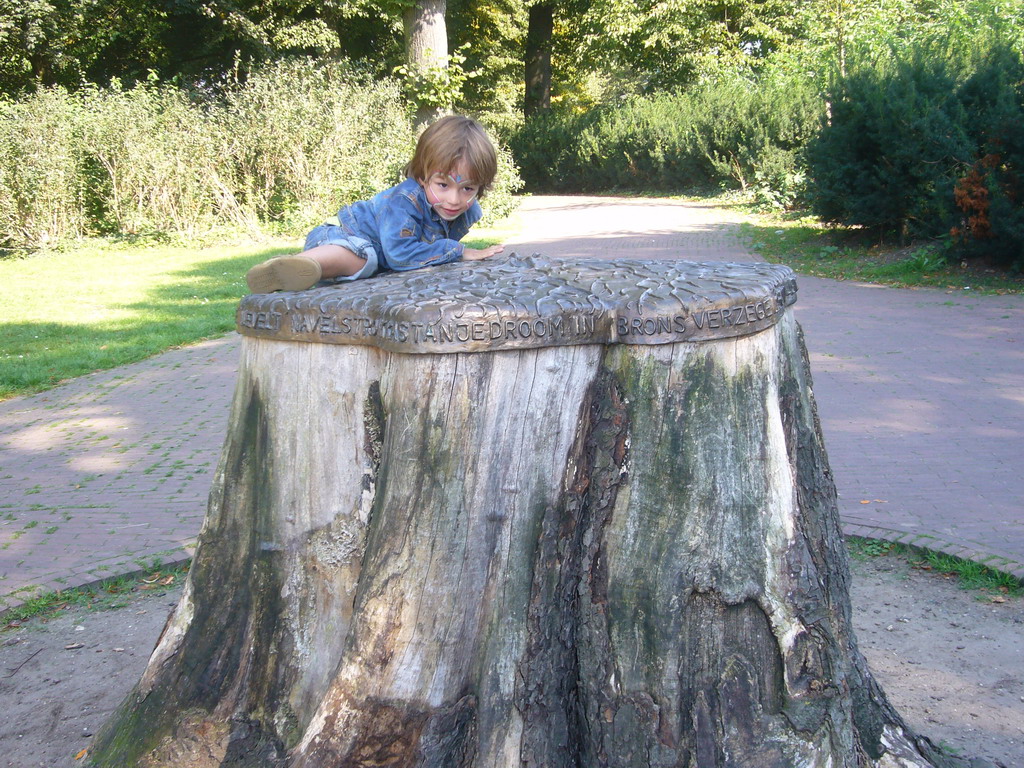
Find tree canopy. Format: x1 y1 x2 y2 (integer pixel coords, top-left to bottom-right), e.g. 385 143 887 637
2 0 1022 266
4 0 1022 114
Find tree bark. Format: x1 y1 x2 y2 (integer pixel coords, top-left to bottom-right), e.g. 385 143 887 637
404 0 448 126
525 3 553 115
89 257 970 767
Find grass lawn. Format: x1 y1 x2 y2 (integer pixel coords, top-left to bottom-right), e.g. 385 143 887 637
742 209 1024 295
0 226 514 401
0 237 297 400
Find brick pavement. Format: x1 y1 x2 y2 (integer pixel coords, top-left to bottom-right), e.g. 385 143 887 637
795 275 1024 573
0 338 238 609
2 195 1022 612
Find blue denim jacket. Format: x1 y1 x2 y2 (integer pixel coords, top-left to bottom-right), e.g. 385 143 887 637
336 178 483 272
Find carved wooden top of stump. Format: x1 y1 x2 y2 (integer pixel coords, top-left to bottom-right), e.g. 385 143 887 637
236 254 797 354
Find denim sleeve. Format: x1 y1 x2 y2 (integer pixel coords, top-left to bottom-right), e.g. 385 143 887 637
377 193 465 272
447 200 483 242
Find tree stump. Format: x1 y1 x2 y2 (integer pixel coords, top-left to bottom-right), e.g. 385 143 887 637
91 255 965 767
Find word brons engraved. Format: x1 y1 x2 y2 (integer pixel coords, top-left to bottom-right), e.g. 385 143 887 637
236 254 798 353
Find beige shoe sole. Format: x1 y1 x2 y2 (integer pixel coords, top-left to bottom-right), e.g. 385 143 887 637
246 256 323 293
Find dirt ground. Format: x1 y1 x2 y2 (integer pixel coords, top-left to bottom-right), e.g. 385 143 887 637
1 554 1022 768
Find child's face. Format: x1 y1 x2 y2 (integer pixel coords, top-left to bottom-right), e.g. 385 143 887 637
420 163 479 221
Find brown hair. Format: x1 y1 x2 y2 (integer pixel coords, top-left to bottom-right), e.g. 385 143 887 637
405 115 498 197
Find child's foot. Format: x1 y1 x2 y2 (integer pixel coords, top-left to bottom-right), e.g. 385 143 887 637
246 256 322 293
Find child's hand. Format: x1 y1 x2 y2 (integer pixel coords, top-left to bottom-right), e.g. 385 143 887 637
462 244 505 261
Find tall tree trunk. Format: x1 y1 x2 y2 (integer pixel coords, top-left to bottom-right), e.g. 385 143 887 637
404 0 448 126
89 257 971 768
525 3 553 116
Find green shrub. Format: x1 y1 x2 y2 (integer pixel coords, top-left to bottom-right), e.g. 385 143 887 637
804 50 970 240
586 95 706 190
949 44 1024 271
805 40 1024 270
220 61 521 231
507 110 589 192
0 59 522 250
478 135 524 225
689 71 821 207
510 99 706 193
221 60 417 233
0 88 90 248
80 82 235 238
510 73 821 203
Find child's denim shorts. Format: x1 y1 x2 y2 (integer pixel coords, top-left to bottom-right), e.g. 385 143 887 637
303 222 380 282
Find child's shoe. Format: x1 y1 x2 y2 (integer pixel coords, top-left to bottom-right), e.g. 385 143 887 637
246 256 322 293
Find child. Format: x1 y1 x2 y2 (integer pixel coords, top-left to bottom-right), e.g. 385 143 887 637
246 114 505 293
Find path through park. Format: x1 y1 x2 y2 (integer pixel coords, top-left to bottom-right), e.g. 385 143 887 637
1 195 1022 612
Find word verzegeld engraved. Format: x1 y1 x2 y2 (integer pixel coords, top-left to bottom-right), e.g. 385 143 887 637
237 254 797 353
691 298 776 331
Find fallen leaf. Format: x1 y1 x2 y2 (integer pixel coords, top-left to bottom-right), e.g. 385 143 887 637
860 500 870 504
990 595 1006 603
65 643 84 650
160 575 175 586
75 748 88 760
873 499 888 503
